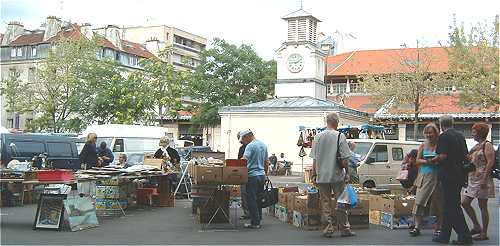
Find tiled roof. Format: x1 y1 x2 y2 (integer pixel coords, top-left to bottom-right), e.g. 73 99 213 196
121 40 154 59
329 94 499 119
220 96 368 117
282 8 319 21
4 24 154 58
9 33 44 45
326 47 449 76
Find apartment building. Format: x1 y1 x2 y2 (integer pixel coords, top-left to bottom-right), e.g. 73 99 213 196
0 17 154 130
98 25 207 71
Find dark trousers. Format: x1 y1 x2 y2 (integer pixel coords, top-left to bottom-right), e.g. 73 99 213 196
246 175 265 226
438 179 471 243
240 184 249 216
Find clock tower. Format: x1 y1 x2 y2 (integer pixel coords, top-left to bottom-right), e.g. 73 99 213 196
275 8 327 100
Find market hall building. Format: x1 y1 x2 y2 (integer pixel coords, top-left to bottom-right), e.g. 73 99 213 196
219 8 368 173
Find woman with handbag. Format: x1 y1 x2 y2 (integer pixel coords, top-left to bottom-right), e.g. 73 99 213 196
409 123 442 238
461 123 496 241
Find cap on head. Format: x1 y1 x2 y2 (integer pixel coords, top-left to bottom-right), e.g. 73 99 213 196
238 129 252 141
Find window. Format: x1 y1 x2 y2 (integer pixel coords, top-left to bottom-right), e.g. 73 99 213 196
47 142 73 157
11 48 16 57
126 138 159 152
31 47 37 57
369 145 388 162
328 83 347 94
350 83 362 93
392 148 404 161
9 141 45 158
113 139 124 152
7 119 14 128
26 118 33 126
16 47 23 57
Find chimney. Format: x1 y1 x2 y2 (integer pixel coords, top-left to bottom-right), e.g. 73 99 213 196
145 38 160 56
43 16 62 41
105 25 122 49
80 23 94 40
1 21 25 45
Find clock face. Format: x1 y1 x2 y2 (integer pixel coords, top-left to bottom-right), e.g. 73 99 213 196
287 53 304 73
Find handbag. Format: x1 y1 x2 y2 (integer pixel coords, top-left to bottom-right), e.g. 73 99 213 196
297 132 304 147
259 178 278 208
299 146 307 157
396 170 409 181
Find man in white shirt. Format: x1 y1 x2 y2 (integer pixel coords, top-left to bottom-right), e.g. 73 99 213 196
310 112 355 238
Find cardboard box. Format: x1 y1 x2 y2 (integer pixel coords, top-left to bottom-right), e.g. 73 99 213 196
349 214 370 229
369 210 381 225
143 158 164 169
292 211 321 230
278 192 288 207
286 192 301 210
350 199 369 215
382 197 415 216
276 205 288 223
222 166 248 184
282 186 299 193
225 159 247 167
380 212 414 229
369 195 385 211
194 165 223 184
295 195 320 214
229 185 241 198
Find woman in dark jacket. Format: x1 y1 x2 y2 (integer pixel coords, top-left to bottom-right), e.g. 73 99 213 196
79 133 98 169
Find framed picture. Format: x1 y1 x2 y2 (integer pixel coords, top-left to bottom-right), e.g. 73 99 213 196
63 197 99 231
33 194 66 230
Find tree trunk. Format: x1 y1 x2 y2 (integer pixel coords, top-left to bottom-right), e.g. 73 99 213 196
413 91 420 141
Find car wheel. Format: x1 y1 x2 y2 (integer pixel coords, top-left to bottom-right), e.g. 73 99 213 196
363 180 375 188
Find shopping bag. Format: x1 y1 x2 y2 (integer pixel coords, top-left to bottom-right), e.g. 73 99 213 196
259 178 278 208
337 184 357 208
346 184 358 208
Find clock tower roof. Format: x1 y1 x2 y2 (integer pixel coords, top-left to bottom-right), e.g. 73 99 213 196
282 8 321 22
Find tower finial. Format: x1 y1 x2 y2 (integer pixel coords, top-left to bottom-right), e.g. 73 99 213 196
300 0 303 9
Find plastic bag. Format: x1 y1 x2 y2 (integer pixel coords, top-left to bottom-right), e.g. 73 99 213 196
337 184 358 208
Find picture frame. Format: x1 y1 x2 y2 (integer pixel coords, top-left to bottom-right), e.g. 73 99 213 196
33 193 67 230
63 196 99 231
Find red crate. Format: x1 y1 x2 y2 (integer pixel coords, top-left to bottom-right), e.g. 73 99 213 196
225 159 247 167
37 170 74 181
136 188 157 206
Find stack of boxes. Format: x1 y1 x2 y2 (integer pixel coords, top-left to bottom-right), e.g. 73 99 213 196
190 159 248 224
369 194 417 229
95 179 133 216
270 186 371 230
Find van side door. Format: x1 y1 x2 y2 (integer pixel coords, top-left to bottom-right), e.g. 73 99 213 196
389 145 405 184
366 144 390 186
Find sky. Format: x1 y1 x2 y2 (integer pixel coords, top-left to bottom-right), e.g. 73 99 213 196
1 0 499 60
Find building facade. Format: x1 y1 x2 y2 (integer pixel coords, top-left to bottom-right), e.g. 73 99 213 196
324 48 500 145
0 17 154 130
219 8 368 172
116 25 207 71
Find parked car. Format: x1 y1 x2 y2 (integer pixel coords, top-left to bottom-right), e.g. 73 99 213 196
352 139 420 189
0 133 80 170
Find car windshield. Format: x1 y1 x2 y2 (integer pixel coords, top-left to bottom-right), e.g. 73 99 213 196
352 142 372 160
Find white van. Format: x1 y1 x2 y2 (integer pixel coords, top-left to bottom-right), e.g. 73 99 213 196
352 139 420 189
80 124 174 165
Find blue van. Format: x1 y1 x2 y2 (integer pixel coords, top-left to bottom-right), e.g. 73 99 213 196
0 133 81 170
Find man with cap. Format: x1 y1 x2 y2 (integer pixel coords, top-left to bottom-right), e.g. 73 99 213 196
240 129 269 229
237 131 250 219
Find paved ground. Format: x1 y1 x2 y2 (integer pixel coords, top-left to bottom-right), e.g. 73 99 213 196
1 176 498 245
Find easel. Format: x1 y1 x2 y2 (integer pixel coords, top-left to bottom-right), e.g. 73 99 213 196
174 160 193 200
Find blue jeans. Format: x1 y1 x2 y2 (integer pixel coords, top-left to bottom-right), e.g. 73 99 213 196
246 175 265 226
